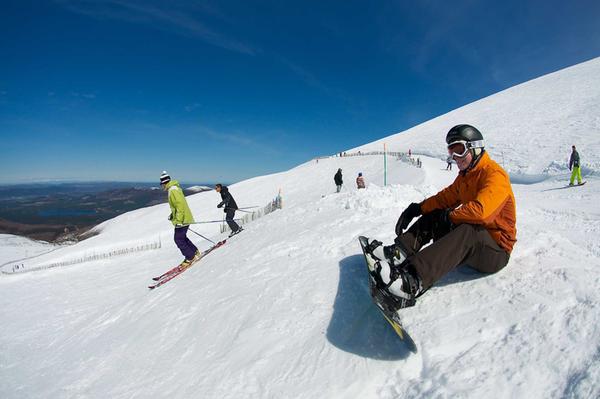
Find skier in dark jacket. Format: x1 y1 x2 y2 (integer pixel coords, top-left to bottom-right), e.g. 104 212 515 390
334 169 343 193
216 184 242 237
569 145 583 186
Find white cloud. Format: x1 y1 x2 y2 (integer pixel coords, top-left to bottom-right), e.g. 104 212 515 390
57 0 258 55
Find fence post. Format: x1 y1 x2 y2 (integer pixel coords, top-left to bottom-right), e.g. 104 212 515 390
383 143 387 187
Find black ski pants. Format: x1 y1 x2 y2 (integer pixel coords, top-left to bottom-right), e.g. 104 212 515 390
395 214 510 289
225 208 240 232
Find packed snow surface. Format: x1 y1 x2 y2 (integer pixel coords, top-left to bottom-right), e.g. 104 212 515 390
0 234 57 270
1 58 599 398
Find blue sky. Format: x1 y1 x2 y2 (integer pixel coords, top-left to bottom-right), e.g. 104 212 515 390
1 0 600 184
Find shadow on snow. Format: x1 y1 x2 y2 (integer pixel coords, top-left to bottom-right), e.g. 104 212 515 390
326 254 413 360
327 254 495 359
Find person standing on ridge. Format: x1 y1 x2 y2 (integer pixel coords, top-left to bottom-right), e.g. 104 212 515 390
216 184 242 237
569 145 583 186
356 172 366 189
363 125 517 309
334 168 343 192
160 171 200 267
446 155 453 170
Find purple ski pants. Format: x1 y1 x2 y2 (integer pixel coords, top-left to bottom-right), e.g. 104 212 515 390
174 226 198 260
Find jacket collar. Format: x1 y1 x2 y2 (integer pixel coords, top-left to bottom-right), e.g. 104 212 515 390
460 150 489 176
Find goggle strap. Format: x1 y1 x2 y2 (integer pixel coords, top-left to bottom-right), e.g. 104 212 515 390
468 140 485 149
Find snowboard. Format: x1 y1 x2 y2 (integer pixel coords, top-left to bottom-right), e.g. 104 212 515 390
567 181 586 188
358 236 416 350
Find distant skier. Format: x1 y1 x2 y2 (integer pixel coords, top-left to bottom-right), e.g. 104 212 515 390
160 171 200 267
356 172 365 189
446 155 453 170
215 184 242 237
364 125 517 309
569 145 583 186
334 169 343 192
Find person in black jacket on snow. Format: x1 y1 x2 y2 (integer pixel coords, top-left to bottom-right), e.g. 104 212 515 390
334 168 343 193
215 184 242 237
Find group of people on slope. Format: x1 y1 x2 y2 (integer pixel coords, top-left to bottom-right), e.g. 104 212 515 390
160 124 583 310
333 169 365 192
159 172 242 267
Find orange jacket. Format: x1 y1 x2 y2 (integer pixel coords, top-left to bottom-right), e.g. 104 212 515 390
420 151 517 253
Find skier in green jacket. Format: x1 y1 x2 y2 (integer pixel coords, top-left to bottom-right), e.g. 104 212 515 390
160 171 200 266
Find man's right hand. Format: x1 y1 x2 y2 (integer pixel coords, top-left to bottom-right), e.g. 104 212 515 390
168 214 173 221
395 202 422 235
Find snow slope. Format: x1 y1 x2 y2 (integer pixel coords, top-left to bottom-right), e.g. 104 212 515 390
352 56 600 180
0 234 57 271
1 58 600 399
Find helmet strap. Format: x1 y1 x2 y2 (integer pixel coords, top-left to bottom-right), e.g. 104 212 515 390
465 149 485 173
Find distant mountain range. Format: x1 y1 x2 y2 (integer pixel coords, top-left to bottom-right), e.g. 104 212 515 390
0 182 218 242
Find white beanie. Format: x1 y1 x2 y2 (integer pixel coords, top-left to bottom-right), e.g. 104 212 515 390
160 171 171 185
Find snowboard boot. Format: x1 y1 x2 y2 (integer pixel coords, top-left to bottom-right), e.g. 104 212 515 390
386 262 423 303
365 239 409 267
364 239 422 309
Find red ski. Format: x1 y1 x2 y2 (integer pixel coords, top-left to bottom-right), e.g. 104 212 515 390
149 240 226 289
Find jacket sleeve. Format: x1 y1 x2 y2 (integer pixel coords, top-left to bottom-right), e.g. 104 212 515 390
569 153 573 169
450 170 512 225
169 189 186 225
420 179 462 214
221 193 232 208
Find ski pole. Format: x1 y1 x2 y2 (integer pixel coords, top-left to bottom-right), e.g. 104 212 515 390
238 206 259 210
235 209 256 214
188 228 216 244
191 219 242 224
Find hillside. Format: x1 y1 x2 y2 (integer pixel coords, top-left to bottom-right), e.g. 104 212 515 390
1 58 599 399
353 57 600 180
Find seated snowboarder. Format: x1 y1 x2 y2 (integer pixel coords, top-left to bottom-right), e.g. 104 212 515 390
365 125 517 309
215 184 243 237
160 171 200 267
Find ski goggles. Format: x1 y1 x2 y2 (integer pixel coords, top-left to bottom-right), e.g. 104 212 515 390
447 140 484 158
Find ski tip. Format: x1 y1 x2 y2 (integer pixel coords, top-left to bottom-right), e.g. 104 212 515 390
152 277 160 281
148 285 156 290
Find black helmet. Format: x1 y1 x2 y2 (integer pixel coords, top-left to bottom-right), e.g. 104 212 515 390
446 124 485 149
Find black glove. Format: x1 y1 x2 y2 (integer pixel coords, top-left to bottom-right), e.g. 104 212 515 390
168 214 173 221
429 208 453 240
217 203 223 208
395 202 422 235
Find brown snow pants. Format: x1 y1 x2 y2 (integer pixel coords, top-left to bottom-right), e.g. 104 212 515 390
395 215 510 289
